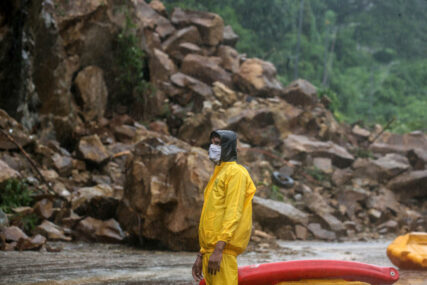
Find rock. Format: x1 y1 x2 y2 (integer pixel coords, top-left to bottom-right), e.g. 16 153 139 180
1 226 28 242
282 135 354 168
71 184 119 220
353 154 410 182
217 45 240 73
331 168 353 186
169 72 213 104
377 220 398 234
307 223 336 240
352 125 370 138
33 199 54 220
149 121 170 136
74 66 108 121
407 148 427 170
223 25 239 46
366 187 401 214
34 220 71 241
336 187 368 219
149 49 177 84
0 159 20 184
370 131 427 155
117 132 213 250
368 209 382 221
303 191 345 233
0 109 32 150
113 125 136 142
253 196 309 227
149 0 167 17
313 157 333 174
171 8 224 46
233 58 283 97
281 79 318 107
387 170 427 199
76 217 125 243
295 225 308 240
181 54 233 87
162 26 201 61
212 81 239 107
276 225 296 240
16 234 46 251
51 153 73 177
78 135 110 164
178 113 214 146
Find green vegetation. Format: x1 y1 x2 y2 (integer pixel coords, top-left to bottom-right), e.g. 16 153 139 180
10 213 40 233
115 11 150 104
0 179 33 213
163 0 426 132
305 166 327 181
269 184 284 201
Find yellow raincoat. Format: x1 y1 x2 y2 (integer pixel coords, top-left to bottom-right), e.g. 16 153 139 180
199 161 256 257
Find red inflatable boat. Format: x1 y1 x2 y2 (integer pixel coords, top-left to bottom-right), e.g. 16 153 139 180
199 260 399 285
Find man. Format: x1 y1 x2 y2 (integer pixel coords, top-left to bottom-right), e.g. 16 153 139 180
192 130 256 285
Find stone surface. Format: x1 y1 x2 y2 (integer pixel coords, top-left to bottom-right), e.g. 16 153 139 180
223 25 239 46
51 153 73 177
117 131 213 250
78 135 110 164
313 157 333 174
181 54 233 87
212 81 239 108
282 79 318 107
149 49 177 84
0 159 20 184
171 8 224 46
2 226 28 242
217 45 240 74
282 134 354 168
74 66 108 121
33 199 54 220
0 109 32 150
307 223 336 240
75 217 125 243
16 234 46 251
387 170 427 199
353 154 410 182
234 58 283 97
407 148 427 170
336 187 368 219
352 125 370 138
331 168 353 186
34 220 71 241
162 26 201 61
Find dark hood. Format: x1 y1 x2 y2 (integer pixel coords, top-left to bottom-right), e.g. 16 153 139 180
210 130 237 162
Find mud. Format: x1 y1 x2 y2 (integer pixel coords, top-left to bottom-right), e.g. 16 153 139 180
0 240 425 285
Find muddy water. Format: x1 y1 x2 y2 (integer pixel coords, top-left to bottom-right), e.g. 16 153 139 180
0 240 425 285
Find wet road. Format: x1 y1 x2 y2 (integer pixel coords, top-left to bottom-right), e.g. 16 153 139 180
0 240 425 285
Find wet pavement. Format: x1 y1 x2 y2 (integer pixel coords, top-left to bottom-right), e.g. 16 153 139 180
0 240 425 285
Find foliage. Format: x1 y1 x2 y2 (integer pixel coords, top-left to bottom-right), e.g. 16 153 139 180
163 0 426 132
10 213 40 233
269 184 284 202
114 11 150 104
305 166 327 181
0 179 33 214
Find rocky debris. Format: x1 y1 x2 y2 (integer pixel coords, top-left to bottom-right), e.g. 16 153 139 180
1 226 28 242
282 134 354 168
352 125 371 139
33 199 54 220
331 168 353 186
16 234 46 251
295 225 308 240
75 217 126 243
253 196 309 236
51 153 73 177
78 135 110 164
313 157 333 174
233 58 283 97
34 220 71 241
217 45 240 74
336 187 368 219
0 159 20 183
307 223 336 240
117 132 213 250
149 49 177 84
0 109 33 150
281 79 318 107
181 54 233 87
387 170 427 199
74 66 108 121
171 8 224 46
223 25 239 46
71 184 119 220
407 148 427 170
353 154 410 182
162 26 201 61
370 131 427 155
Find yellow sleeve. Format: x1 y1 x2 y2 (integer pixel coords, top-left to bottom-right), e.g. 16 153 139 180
217 170 247 242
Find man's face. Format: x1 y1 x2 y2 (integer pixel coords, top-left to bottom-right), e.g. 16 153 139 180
211 136 221 146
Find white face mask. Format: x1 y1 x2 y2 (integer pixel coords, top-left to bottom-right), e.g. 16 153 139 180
208 144 221 164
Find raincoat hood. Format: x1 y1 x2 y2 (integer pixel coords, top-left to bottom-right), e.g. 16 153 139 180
210 130 237 162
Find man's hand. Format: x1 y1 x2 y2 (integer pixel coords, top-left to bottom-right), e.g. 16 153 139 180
192 254 203 282
208 241 226 275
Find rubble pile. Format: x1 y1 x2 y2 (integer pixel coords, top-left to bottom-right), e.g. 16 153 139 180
0 0 426 252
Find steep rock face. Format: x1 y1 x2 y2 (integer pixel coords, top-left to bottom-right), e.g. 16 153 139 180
117 130 213 250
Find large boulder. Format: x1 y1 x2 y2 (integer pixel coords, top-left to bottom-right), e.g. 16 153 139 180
77 135 110 165
253 196 309 229
117 131 213 250
217 45 240 74
171 8 224 46
281 79 318 107
181 54 233 87
74 66 108 121
407 148 427 170
233 58 283 97
370 131 427 155
149 49 177 84
282 134 354 168
75 217 125 243
223 25 239 46
387 170 427 199
162 26 201 61
352 154 410 182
